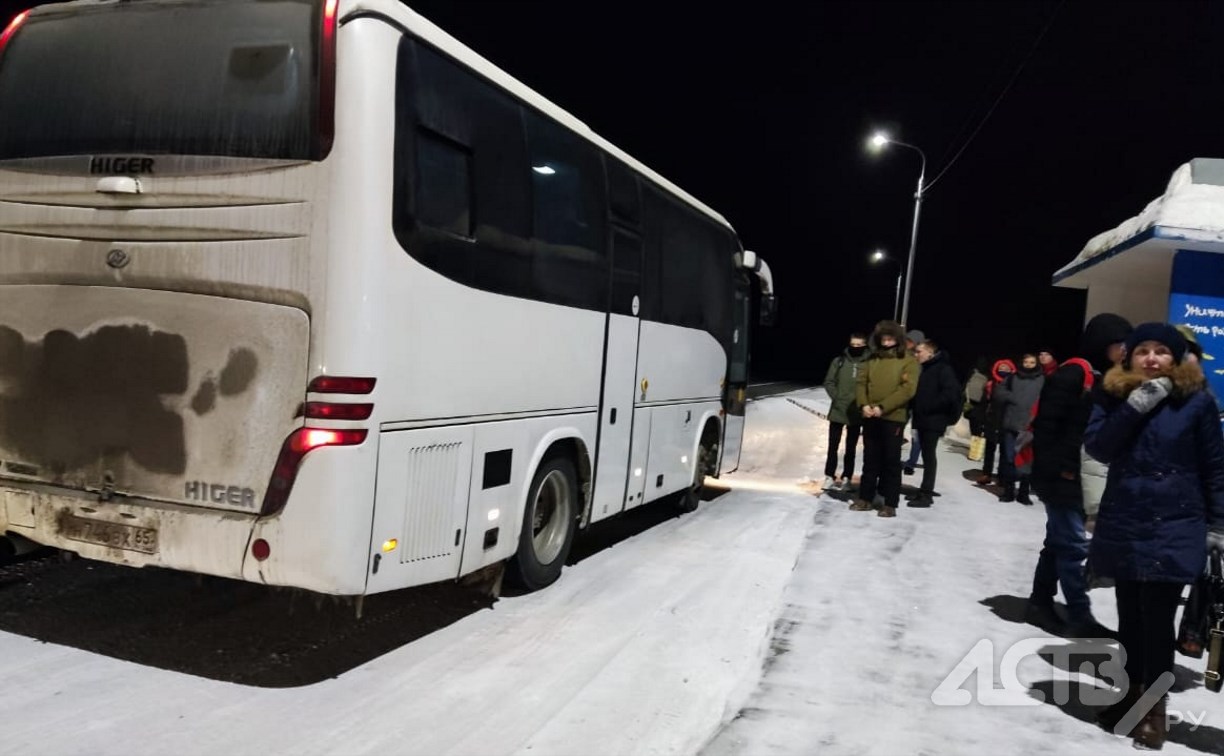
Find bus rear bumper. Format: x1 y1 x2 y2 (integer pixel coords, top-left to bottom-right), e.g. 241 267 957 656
0 483 254 580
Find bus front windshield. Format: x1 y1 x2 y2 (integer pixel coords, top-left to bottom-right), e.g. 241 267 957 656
0 0 322 161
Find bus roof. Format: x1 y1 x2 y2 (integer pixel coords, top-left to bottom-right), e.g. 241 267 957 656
343 0 737 234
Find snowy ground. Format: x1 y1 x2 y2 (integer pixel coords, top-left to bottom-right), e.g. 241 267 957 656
1 389 1221 755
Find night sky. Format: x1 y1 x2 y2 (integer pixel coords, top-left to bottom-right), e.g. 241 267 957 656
400 0 1224 382
7 0 1224 383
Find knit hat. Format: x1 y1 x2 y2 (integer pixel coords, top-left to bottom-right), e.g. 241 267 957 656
905 329 926 345
1174 324 1204 360
1081 313 1133 373
1125 322 1187 364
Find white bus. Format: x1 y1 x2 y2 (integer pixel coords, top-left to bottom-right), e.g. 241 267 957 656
0 0 775 595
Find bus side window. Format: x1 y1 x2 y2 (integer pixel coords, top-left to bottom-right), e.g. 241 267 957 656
414 128 472 238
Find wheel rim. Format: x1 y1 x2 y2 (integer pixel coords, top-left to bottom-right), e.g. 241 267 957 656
531 469 573 564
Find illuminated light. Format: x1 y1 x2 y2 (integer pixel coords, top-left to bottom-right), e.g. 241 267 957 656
532 165 556 175
487 508 500 522
707 477 805 495
304 401 374 420
0 10 29 55
634 468 642 477
681 456 688 465
261 427 369 515
316 0 339 156
308 376 377 394
381 538 398 553
251 538 271 561
868 132 889 150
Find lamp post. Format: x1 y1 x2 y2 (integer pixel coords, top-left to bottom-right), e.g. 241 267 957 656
868 132 926 328
869 250 902 322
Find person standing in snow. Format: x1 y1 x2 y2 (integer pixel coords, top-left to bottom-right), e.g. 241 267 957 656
975 358 1015 486
902 329 927 475
906 339 960 507
821 332 869 490
1085 323 1224 749
993 353 1044 504
1026 312 1132 639
852 321 919 518
963 358 990 438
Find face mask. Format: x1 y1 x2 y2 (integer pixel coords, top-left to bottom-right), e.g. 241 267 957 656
848 345 867 357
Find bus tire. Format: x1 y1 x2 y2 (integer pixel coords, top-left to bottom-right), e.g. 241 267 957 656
508 454 578 590
678 429 718 513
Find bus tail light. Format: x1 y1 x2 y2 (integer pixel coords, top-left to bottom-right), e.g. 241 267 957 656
0 9 30 57
317 0 338 158
251 538 271 561
260 427 368 516
308 375 377 394
304 401 373 420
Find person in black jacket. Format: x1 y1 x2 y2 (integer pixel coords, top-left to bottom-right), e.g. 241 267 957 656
907 339 961 507
1026 312 1132 637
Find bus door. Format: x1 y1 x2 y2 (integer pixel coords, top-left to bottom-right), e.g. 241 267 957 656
720 273 751 474
589 229 644 523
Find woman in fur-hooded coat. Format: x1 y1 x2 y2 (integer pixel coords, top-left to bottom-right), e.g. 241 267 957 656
1084 322 1224 749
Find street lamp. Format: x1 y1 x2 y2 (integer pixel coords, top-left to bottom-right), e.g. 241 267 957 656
867 131 926 328
869 250 902 322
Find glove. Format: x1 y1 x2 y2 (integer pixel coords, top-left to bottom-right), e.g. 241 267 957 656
1126 377 1173 414
1208 528 1224 555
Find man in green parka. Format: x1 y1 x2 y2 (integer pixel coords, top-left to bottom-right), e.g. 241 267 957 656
852 320 920 518
822 332 869 490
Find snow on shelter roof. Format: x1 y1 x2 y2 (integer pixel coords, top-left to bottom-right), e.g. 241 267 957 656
1054 158 1224 286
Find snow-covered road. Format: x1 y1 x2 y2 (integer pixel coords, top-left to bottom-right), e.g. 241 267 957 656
1 389 1220 755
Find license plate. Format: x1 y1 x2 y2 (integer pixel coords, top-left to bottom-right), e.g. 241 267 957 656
61 515 158 554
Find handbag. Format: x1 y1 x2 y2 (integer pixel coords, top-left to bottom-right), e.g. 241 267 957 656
1178 548 1224 690
968 435 986 462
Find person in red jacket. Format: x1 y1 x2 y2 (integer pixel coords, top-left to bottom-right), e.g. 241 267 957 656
975 358 1015 486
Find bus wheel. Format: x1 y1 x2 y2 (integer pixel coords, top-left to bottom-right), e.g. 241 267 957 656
509 455 578 590
678 434 717 513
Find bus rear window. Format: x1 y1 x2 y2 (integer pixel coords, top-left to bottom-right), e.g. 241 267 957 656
0 0 324 161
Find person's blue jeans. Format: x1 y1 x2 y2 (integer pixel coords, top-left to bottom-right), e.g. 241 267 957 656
904 428 922 467
1031 497 1091 622
999 430 1018 484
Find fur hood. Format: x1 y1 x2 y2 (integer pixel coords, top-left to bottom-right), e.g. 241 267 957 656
1103 361 1207 399
870 320 907 358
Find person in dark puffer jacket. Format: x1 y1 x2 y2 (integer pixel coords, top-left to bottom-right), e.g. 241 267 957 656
906 339 960 507
1027 312 1132 639
1085 323 1224 749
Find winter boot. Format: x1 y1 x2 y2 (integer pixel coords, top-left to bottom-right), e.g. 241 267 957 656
906 492 933 508
849 498 874 512
877 505 896 518
1096 684 1142 733
1066 613 1118 641
1016 478 1033 505
1132 696 1167 750
999 482 1016 503
1024 599 1061 632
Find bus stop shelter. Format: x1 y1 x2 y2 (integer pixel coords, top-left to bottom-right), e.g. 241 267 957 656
1054 158 1224 401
